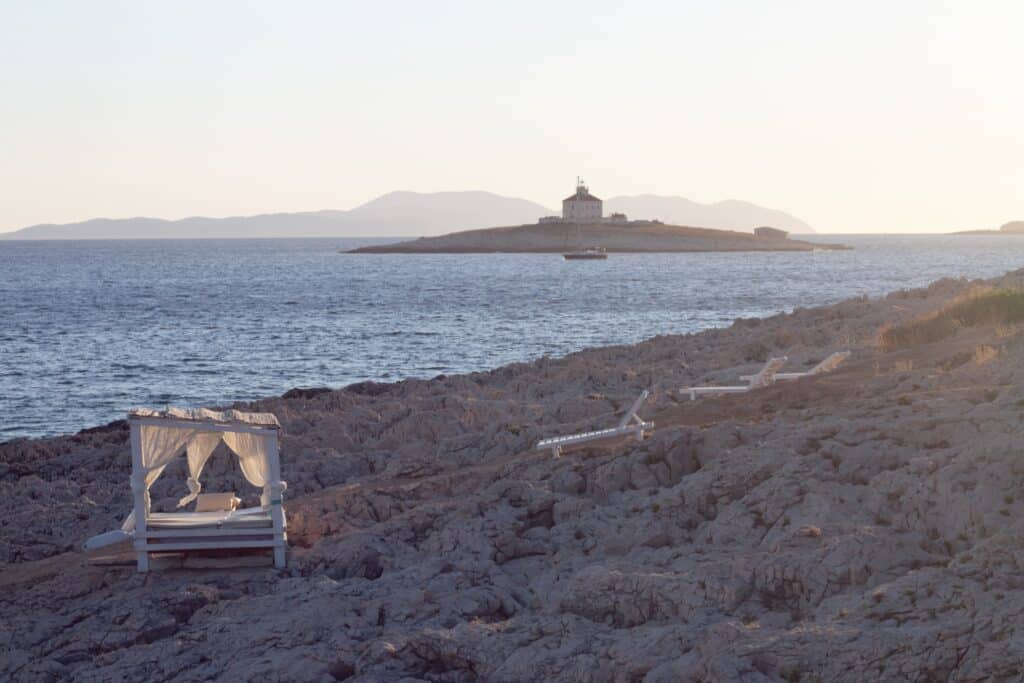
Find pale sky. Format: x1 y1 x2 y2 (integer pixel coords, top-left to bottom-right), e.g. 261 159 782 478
1 1 1021 234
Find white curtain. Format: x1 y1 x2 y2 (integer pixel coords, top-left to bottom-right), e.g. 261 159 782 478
140 424 199 485
222 431 284 507
221 431 271 487
121 512 139 534
175 432 223 508
122 424 198 532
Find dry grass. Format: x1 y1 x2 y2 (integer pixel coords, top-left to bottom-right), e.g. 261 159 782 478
880 288 1024 351
973 345 1000 365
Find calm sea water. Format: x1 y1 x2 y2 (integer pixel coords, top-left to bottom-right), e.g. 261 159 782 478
2 234 1023 439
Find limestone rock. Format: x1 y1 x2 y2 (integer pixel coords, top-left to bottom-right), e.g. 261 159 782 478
4 270 1024 680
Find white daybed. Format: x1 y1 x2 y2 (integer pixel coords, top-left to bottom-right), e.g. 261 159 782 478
84 407 288 572
683 357 787 401
537 390 654 458
739 350 850 382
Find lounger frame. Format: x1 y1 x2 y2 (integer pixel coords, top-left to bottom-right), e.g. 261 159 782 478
684 356 787 401
537 390 654 457
739 350 850 382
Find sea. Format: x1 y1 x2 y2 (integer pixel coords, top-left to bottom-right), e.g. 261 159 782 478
2 234 1023 440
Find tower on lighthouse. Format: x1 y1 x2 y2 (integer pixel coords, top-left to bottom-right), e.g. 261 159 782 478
561 178 602 222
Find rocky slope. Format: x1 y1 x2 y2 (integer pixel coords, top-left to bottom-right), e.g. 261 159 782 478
2 271 1024 681
348 222 842 254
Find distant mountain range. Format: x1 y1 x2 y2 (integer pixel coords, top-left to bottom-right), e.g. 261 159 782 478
604 195 814 234
1 191 814 239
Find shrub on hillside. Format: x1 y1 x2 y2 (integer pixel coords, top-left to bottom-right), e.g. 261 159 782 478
880 288 1024 350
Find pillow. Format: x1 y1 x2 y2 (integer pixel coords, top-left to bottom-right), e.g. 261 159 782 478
194 492 241 513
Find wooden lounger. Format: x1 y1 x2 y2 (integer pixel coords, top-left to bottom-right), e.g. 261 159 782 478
739 350 850 382
537 390 654 458
684 356 787 401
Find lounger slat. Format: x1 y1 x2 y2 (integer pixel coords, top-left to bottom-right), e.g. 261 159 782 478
748 357 787 388
740 372 800 381
137 539 286 552
688 386 751 394
739 351 850 382
539 427 633 446
684 357 787 400
617 390 650 428
538 423 653 449
144 527 276 538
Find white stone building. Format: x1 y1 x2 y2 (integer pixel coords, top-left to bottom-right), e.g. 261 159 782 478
562 180 602 222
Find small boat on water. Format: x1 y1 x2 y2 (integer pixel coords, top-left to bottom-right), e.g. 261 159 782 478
563 247 608 260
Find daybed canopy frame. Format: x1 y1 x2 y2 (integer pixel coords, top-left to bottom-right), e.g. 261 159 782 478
126 408 287 572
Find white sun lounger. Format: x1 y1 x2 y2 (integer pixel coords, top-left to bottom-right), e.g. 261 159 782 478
684 356 787 401
739 350 850 382
537 390 654 457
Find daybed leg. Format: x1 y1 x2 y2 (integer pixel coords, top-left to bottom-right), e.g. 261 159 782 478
273 545 286 569
137 551 149 573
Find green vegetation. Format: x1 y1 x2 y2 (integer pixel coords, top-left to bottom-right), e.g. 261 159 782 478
881 288 1024 350
779 665 805 682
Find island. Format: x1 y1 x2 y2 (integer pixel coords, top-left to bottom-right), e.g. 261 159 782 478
350 179 844 254
348 221 844 254
954 220 1024 235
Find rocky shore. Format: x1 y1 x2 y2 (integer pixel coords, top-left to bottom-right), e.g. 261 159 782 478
348 222 844 253
3 270 1024 681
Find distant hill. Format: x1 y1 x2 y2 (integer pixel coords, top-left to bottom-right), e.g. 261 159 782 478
1 190 815 239
953 220 1024 235
604 195 815 234
1 191 555 240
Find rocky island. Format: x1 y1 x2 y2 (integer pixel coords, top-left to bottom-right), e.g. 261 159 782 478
4 269 1024 679
348 221 842 254
350 180 844 254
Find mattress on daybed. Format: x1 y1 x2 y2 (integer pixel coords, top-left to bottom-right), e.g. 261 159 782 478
146 508 273 530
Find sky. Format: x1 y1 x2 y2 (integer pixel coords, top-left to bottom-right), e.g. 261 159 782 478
1 1 1021 234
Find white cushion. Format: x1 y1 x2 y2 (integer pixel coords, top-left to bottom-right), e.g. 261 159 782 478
194 493 241 512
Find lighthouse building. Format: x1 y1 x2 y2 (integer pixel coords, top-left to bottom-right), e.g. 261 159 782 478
537 180 626 224
562 180 602 222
